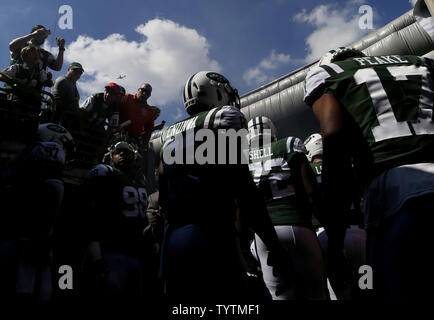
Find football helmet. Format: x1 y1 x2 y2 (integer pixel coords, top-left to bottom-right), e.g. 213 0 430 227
304 133 323 162
108 134 139 159
319 47 365 65
38 123 74 154
183 71 240 116
247 116 277 144
111 141 136 155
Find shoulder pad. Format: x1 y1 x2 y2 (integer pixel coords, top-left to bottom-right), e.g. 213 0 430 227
204 106 247 130
286 137 307 154
88 164 113 178
303 65 332 106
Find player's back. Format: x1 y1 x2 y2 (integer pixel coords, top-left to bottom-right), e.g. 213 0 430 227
305 54 434 179
248 136 313 228
160 105 248 228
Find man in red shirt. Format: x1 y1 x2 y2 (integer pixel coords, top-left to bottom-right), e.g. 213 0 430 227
119 83 164 192
119 83 164 146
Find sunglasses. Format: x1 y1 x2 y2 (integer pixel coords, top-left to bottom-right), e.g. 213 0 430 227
138 88 151 93
105 88 118 95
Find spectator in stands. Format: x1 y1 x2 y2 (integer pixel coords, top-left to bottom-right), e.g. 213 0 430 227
119 83 164 190
119 83 164 145
119 86 126 97
80 82 121 131
9 25 65 72
0 46 53 115
80 82 122 155
52 62 84 130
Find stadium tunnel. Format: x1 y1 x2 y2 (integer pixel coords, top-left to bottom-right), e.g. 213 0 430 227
150 0 434 155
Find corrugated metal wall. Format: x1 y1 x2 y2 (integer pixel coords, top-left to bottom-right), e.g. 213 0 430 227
240 7 434 140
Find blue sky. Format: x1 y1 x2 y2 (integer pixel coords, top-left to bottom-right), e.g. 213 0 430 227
0 0 418 125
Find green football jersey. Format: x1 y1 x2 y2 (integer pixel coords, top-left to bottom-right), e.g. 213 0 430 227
248 136 313 228
86 164 148 255
310 161 322 184
160 105 248 165
304 55 434 179
160 105 247 145
158 105 250 225
310 161 323 229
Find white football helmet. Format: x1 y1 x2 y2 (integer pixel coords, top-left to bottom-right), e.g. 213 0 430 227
319 47 365 66
304 133 323 162
247 116 277 145
38 123 74 154
183 71 240 116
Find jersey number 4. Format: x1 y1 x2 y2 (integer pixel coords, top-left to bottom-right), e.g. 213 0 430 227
354 65 434 142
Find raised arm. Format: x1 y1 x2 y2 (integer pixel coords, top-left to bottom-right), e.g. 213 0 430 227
51 37 66 71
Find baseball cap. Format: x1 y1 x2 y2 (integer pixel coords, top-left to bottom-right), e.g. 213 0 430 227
69 62 84 72
105 82 121 95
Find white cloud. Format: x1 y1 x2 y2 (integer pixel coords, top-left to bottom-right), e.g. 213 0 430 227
294 1 371 63
173 107 184 121
409 0 418 6
243 49 291 86
46 18 220 120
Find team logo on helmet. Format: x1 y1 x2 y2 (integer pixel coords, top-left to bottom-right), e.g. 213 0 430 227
183 71 240 116
206 72 229 84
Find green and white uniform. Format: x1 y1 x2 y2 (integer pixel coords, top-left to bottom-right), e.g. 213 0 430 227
305 55 434 298
248 136 313 229
249 137 328 299
310 161 322 184
159 105 263 300
160 105 247 145
159 105 248 221
310 162 323 229
304 55 434 180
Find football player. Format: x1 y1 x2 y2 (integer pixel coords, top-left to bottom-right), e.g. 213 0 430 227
158 71 289 301
304 134 323 183
81 136 151 299
305 132 367 300
304 133 324 230
304 47 434 299
247 116 328 300
0 123 73 300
